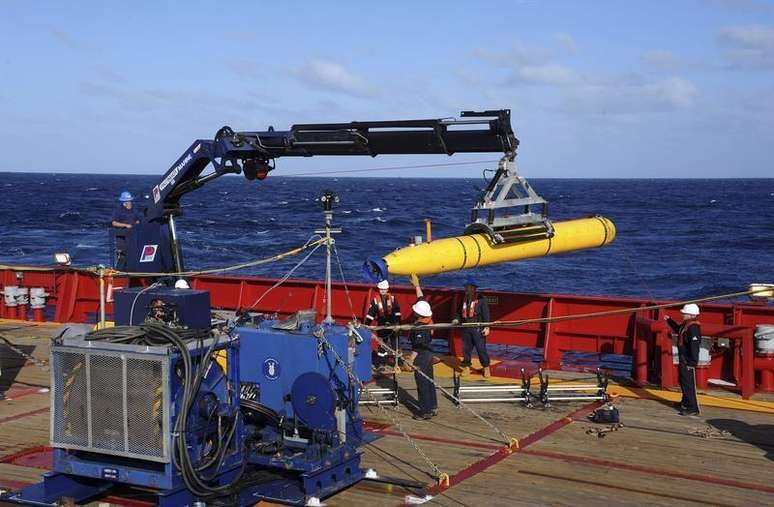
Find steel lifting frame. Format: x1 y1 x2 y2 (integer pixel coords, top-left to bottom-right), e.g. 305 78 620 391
465 155 554 244
451 368 609 407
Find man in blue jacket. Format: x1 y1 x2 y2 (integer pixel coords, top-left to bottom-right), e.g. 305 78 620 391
111 191 142 269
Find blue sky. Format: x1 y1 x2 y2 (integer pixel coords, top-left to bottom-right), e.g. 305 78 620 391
1 0 773 177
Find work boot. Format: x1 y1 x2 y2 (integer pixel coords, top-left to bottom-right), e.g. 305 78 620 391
460 366 470 376
483 366 491 378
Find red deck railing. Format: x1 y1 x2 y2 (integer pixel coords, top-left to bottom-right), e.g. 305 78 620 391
2 267 773 398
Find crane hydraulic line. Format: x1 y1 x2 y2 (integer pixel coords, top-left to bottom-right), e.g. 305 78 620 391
122 110 523 275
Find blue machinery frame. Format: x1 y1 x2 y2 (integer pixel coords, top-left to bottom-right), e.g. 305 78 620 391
5 292 373 506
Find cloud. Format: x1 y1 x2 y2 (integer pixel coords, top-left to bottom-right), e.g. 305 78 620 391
556 33 577 54
472 44 554 67
93 64 126 84
50 30 89 51
515 63 579 85
715 0 774 13
559 76 699 115
718 24 774 68
642 50 680 70
291 59 377 98
227 59 264 80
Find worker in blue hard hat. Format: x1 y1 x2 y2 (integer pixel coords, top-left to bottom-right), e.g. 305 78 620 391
453 278 491 377
111 191 142 269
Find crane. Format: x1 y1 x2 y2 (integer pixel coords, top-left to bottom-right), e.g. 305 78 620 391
119 110 528 274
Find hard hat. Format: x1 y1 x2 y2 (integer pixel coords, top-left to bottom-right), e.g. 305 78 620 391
119 191 134 202
464 277 478 288
377 280 390 290
412 300 432 317
680 303 700 316
174 279 190 289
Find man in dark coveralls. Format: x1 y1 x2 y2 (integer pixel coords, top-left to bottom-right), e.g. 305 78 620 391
408 280 437 420
665 303 702 416
455 278 491 377
111 191 142 269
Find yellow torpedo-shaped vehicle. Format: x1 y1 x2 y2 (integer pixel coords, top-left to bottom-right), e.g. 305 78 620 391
364 152 616 280
368 216 615 277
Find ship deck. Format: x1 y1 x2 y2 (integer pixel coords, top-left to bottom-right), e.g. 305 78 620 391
1 321 773 506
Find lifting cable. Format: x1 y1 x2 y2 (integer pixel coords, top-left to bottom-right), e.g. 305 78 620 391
327 248 445 481
332 244 359 323
275 159 501 178
313 326 444 482
243 237 325 312
370 287 770 334
330 250 514 484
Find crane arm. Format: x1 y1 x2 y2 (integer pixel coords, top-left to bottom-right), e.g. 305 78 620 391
144 110 517 222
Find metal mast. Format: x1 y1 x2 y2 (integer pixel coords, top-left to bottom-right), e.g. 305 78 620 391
317 191 341 324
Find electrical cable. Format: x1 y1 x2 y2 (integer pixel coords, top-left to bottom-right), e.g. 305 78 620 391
128 282 162 325
87 323 244 497
243 239 324 312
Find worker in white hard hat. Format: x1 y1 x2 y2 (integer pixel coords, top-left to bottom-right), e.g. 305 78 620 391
365 279 402 373
407 276 437 420
664 303 702 416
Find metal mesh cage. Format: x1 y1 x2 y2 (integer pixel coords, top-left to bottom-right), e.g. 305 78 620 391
52 351 88 447
51 346 169 462
127 358 165 457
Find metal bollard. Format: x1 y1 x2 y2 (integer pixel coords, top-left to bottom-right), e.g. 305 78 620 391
15 287 29 321
2 286 19 320
29 288 48 322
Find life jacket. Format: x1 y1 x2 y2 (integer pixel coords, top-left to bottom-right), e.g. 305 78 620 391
415 316 434 329
373 294 395 318
679 319 701 342
462 298 478 320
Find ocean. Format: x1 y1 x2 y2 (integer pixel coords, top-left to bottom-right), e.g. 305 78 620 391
1 173 772 300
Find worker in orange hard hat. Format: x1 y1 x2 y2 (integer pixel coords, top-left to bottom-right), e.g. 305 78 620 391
664 303 702 416
365 279 402 374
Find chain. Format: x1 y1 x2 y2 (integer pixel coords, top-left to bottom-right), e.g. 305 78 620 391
0 335 49 371
370 333 514 446
313 327 443 480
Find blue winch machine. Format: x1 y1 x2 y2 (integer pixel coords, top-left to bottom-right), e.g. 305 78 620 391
5 287 373 506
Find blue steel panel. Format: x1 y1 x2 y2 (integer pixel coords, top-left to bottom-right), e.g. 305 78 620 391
237 323 371 417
